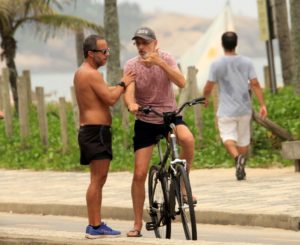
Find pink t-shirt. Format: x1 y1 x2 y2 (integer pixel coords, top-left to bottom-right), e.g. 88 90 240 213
124 50 179 124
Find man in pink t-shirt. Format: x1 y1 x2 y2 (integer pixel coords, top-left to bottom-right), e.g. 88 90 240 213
124 27 195 237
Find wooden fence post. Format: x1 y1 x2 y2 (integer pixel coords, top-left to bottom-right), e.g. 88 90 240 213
59 97 69 153
22 70 32 107
36 87 48 146
178 66 193 116
17 76 30 146
1 68 13 139
212 85 220 142
189 66 204 148
70 86 79 130
263 65 271 90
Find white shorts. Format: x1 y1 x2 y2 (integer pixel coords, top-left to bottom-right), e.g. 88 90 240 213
217 114 252 147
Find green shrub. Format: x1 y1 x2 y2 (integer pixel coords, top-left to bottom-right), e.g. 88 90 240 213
0 86 299 171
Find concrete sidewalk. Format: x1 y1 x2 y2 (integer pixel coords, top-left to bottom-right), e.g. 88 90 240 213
0 167 299 231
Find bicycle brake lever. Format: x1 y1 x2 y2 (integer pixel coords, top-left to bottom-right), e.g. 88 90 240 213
191 97 206 105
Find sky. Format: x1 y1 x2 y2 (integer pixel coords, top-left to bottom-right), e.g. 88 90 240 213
116 0 259 19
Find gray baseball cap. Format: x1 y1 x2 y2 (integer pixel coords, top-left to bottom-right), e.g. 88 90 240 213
132 27 156 41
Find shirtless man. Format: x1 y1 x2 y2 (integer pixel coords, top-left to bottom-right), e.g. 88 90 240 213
73 34 135 238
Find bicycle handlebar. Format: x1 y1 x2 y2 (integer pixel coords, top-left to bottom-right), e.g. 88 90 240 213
138 96 206 118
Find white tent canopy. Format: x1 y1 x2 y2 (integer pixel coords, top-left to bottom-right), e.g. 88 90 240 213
179 2 235 93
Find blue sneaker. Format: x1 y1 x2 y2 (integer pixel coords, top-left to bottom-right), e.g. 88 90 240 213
85 222 121 238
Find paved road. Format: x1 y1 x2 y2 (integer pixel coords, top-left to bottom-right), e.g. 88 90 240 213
0 167 299 231
0 213 299 245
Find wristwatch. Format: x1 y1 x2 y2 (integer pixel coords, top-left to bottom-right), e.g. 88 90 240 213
117 81 126 89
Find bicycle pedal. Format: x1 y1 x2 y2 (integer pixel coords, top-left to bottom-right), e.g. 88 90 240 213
148 208 157 217
146 221 156 231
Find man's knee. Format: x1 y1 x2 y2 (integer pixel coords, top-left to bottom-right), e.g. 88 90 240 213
99 174 108 187
179 133 195 148
133 170 147 183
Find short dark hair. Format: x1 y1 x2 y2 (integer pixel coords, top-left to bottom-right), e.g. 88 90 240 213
221 31 238 51
83 34 104 58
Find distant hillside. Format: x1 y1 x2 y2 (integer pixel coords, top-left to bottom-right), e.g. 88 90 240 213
0 1 266 73
131 12 265 60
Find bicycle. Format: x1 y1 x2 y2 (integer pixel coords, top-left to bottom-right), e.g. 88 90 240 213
139 96 205 240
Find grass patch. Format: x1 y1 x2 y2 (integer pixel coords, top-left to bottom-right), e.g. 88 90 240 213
0 86 299 171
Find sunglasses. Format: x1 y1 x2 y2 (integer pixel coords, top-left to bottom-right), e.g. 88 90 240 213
91 48 110 55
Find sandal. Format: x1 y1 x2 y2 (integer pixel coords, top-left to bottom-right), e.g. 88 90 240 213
127 229 142 237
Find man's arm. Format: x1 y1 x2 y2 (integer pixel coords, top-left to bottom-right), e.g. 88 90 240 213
250 78 267 118
203 81 215 107
156 59 185 88
124 82 139 113
142 50 185 88
90 71 135 106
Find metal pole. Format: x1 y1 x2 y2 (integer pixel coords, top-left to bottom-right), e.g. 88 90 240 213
265 40 277 93
266 0 277 94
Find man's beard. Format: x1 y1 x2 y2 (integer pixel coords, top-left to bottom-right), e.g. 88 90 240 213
94 57 105 68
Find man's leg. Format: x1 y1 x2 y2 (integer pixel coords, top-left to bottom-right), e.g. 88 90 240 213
224 140 239 159
175 124 197 202
237 145 249 156
234 114 252 180
236 114 252 157
86 159 110 226
128 145 154 234
224 140 247 180
175 124 195 171
218 116 246 180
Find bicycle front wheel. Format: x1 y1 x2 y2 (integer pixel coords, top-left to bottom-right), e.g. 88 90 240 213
174 165 197 240
148 165 171 239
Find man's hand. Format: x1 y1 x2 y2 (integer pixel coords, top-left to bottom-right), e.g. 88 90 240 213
140 48 162 66
259 105 267 119
128 103 140 114
122 71 136 87
204 98 209 108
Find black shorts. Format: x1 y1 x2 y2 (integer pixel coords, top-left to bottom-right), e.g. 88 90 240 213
133 117 186 152
78 125 113 165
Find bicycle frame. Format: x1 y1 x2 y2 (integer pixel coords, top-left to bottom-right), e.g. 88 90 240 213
156 123 187 176
143 96 205 239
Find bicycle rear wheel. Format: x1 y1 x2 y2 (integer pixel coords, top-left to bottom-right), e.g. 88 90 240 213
147 165 171 239
174 165 197 240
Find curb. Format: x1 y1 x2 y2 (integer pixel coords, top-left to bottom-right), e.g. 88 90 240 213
0 233 199 245
0 202 299 231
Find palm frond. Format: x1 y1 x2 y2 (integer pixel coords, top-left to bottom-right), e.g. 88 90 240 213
17 0 55 16
26 14 103 37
